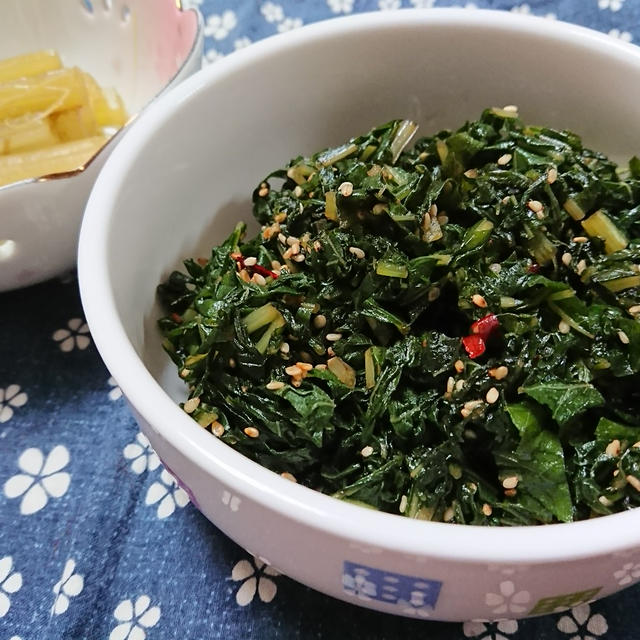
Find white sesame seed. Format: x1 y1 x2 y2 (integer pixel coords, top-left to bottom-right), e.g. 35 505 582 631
502 475 519 490
282 248 293 260
626 475 640 492
497 153 512 166
238 269 251 283
472 294 488 308
576 259 587 275
464 169 478 179
428 287 440 302
274 212 287 223
348 246 366 259
228 358 236 368
244 426 260 438
290 242 301 255
212 422 224 437
455 379 466 392
183 397 200 414
315 363 328 370
482 503 493 516
605 439 621 457
489 263 502 274
446 376 455 394
293 185 304 198
326 333 342 342
547 167 558 184
486 387 500 404
598 495 613 507
443 506 455 522
437 214 449 226
628 305 640 315
558 320 571 334
243 256 257 266
286 236 298 246
361 446 374 458
266 381 285 390
285 365 303 377
292 378 302 388
503 104 518 113
313 240 322 251
296 362 313 372
454 360 464 373
618 330 630 345
464 399 484 412
281 472 297 483
527 200 543 213
460 408 471 419
280 342 290 354
338 181 354 197
292 254 306 262
327 346 335 357
258 186 269 197
399 495 408 514
313 314 327 329
489 365 509 380
271 260 282 270
535 210 546 220
428 203 438 219
252 273 267 286
572 236 588 243
561 252 572 267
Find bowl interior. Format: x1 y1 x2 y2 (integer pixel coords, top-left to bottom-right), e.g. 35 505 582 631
81 9 640 563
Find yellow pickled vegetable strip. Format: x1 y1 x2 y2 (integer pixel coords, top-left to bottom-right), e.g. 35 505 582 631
0 115 59 154
327 356 356 388
0 50 62 83
0 68 88 120
324 191 337 220
50 106 98 141
582 210 628 254
563 198 586 221
0 135 107 187
82 72 128 127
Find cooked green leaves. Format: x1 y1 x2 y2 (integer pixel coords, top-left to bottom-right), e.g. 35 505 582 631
159 108 640 526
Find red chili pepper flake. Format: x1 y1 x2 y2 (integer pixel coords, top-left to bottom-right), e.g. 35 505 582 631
170 312 183 324
527 262 540 273
252 264 279 279
462 334 486 359
470 313 500 341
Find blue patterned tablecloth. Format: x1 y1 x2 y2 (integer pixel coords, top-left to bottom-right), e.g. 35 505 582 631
2 1 640 638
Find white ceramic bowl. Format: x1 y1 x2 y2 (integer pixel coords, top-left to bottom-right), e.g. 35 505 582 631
0 0 203 292
79 10 640 622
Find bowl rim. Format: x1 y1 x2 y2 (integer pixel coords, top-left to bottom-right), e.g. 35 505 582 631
79 7 640 565
0 1 204 193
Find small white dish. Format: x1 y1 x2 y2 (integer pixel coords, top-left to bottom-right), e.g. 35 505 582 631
0 0 203 292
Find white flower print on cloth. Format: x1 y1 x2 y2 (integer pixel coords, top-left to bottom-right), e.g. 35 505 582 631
0 556 22 618
108 376 122 401
0 384 27 423
204 10 237 40
110 595 161 640
485 580 530 615
608 28 632 42
327 0 354 13
204 49 224 65
598 0 624 11
261 1 284 23
145 469 189 519
410 0 436 7
277 16 303 33
557 603 608 639
378 0 402 10
4 445 71 515
124 432 160 475
463 619 519 640
51 559 83 615
614 561 640 586
231 556 279 606
234 37 252 50
52 318 90 352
